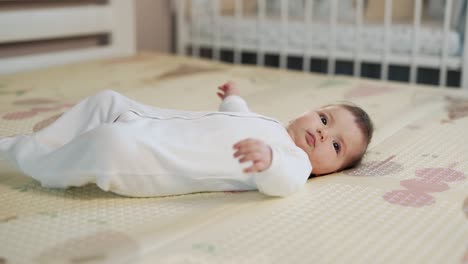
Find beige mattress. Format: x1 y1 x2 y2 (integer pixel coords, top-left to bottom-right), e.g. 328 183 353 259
0 52 467 264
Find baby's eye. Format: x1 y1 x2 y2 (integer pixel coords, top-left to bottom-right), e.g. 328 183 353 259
320 115 328 125
333 141 341 153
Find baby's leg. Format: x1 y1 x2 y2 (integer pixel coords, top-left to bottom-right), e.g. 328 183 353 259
4 123 144 193
0 89 152 165
32 89 150 148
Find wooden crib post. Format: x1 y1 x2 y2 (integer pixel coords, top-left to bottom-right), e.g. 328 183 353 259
381 0 393 81
175 0 186 56
303 0 313 73
410 0 423 85
462 0 468 89
256 0 266 67
440 0 453 88
354 0 364 78
328 0 338 76
233 0 243 65
279 0 289 69
211 0 221 61
190 0 200 58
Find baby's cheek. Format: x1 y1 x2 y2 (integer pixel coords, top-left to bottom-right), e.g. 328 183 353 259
310 154 337 175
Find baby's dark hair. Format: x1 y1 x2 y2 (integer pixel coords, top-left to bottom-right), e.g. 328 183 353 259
336 102 374 170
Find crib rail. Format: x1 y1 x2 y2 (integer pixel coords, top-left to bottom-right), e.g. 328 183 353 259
175 0 468 89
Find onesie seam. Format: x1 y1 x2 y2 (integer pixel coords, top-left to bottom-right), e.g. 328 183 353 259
128 110 282 124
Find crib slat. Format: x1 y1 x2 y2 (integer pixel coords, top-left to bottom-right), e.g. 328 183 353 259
176 0 186 56
354 0 364 78
462 1 468 89
440 0 453 87
211 0 221 61
190 0 200 58
381 0 392 81
279 0 288 69
303 0 313 73
233 0 243 65
410 0 422 85
257 0 266 67
328 0 337 75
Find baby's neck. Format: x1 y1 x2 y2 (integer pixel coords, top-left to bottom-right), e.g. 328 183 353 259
285 125 295 142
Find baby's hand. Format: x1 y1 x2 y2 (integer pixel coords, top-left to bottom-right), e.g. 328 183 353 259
217 81 240 100
233 138 272 173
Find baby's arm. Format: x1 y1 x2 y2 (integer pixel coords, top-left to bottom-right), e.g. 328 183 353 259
233 138 312 197
217 81 250 112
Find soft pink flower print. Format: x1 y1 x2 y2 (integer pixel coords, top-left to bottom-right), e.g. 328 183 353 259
444 96 468 122
400 178 450 193
416 165 465 182
384 163 465 207
344 83 400 99
2 98 73 120
2 110 37 120
13 98 58 105
33 113 63 132
383 190 435 207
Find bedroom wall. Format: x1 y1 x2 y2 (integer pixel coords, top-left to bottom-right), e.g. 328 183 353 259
135 0 172 53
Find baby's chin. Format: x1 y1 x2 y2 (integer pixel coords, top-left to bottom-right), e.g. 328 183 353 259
310 166 339 176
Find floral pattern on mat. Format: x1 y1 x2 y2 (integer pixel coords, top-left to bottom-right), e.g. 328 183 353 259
0 81 29 96
33 113 63 132
444 96 468 122
383 163 465 207
142 64 225 85
37 231 140 263
344 83 402 99
316 79 350 89
2 98 73 121
102 53 155 65
158 64 224 80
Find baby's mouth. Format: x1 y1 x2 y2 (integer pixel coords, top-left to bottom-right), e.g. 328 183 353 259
305 131 315 147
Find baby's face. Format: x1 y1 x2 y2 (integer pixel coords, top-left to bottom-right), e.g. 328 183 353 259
287 105 366 175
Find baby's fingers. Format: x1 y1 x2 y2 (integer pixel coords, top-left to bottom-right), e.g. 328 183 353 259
238 152 262 163
233 144 259 157
233 138 259 149
218 82 232 91
218 85 227 92
243 160 269 173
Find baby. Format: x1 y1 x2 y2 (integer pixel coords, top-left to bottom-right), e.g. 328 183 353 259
0 82 373 197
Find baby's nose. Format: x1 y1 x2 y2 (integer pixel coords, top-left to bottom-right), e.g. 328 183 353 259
317 128 328 141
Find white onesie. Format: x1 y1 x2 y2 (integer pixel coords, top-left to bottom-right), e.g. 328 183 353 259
0 90 312 197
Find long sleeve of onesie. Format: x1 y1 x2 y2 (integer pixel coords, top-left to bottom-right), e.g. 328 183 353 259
252 145 311 197
218 95 250 112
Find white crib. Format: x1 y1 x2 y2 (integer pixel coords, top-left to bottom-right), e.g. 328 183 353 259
174 0 468 89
